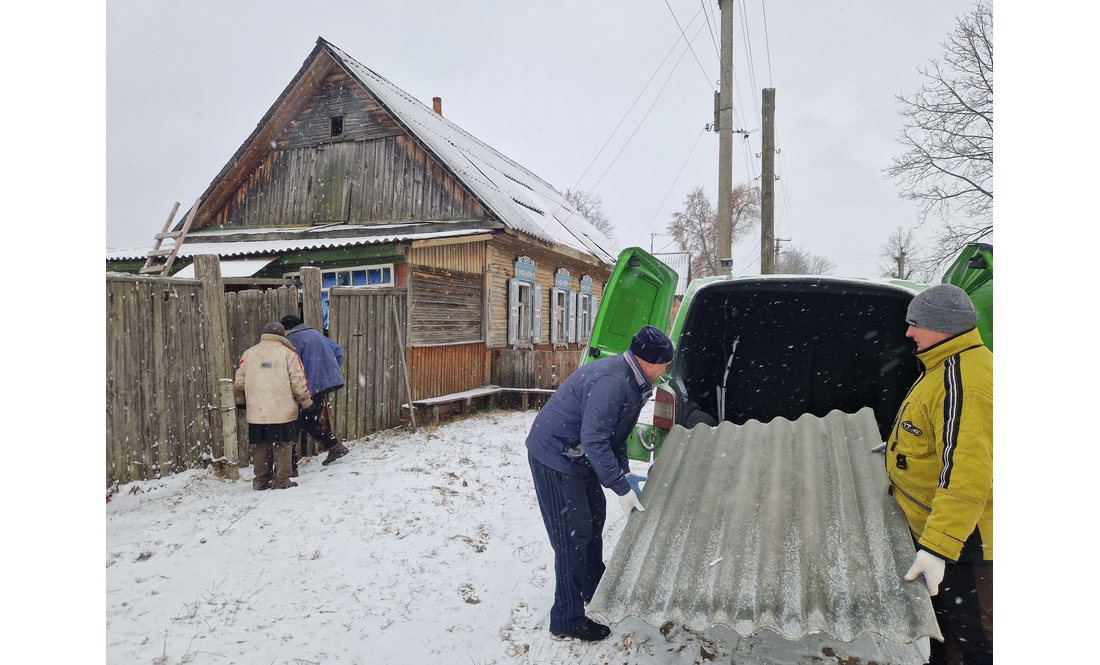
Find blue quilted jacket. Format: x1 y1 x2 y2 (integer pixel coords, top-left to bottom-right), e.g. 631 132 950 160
525 353 650 497
285 324 345 396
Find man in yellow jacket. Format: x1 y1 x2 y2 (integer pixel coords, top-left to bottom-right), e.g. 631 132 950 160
887 284 992 664
234 322 315 490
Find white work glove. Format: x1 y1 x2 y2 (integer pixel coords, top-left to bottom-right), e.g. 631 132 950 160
619 489 645 514
904 549 946 596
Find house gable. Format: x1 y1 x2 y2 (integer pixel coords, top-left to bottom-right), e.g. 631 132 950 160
167 37 613 273
277 68 404 148
196 52 490 232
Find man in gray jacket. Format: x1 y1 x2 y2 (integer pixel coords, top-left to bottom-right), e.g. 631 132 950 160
234 322 314 490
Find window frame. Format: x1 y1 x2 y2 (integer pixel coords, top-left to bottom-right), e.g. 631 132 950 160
508 257 542 349
284 262 396 328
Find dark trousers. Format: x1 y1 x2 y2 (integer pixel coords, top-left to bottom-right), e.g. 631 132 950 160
528 454 606 632
929 562 993 665
299 393 339 450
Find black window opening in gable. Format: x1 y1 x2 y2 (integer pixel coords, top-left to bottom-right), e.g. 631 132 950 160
330 116 344 137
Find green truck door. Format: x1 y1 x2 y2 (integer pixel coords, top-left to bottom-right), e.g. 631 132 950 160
585 247 679 365
941 242 993 351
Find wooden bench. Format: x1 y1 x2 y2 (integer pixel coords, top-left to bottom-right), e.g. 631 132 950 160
401 385 559 426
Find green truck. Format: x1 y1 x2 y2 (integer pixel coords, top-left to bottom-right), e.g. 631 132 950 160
583 242 993 461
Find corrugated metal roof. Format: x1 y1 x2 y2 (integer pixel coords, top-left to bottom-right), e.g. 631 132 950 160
587 408 939 652
653 251 691 296
322 40 618 264
106 225 491 262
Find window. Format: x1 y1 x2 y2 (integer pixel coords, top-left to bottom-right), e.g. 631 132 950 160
508 257 542 348
577 292 592 343
330 116 344 137
551 288 568 345
550 268 576 347
285 263 394 328
577 275 597 344
517 282 532 342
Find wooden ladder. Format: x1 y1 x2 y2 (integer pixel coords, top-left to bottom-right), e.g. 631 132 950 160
139 198 200 276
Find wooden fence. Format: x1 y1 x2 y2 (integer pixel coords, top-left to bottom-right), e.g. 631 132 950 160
107 259 548 487
106 274 219 486
327 286 409 440
106 269 303 487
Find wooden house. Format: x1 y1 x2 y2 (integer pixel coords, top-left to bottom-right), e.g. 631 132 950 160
108 37 618 401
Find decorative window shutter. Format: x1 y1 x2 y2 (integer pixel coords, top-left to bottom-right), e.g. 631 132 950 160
549 287 562 344
532 286 543 344
567 291 578 343
507 279 520 346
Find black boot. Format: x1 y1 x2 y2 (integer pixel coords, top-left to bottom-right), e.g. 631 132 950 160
322 443 349 466
550 619 611 642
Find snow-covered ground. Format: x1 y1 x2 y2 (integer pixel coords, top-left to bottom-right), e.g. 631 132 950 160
106 408 914 665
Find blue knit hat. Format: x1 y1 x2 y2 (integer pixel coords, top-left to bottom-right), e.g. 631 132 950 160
630 325 674 364
905 284 977 335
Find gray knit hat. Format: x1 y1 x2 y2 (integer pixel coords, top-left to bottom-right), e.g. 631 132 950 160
905 284 977 334
262 322 286 337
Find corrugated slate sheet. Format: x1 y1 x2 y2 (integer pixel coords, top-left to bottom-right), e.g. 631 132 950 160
587 407 940 648
106 225 491 262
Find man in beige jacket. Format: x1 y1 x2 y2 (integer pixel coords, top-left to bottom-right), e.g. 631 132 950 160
234 322 314 490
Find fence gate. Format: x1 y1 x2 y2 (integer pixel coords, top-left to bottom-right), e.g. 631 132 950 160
223 286 300 463
327 287 407 440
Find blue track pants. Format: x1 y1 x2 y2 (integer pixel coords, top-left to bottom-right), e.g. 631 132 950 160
528 454 607 632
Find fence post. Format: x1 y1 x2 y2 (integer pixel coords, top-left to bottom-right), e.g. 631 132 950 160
300 267 323 331
195 254 240 479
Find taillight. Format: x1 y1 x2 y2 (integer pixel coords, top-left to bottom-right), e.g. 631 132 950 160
653 384 675 430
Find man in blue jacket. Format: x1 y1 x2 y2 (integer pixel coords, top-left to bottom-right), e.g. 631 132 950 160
280 315 350 466
526 325 674 642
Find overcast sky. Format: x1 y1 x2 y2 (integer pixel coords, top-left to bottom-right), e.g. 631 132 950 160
108 0 979 277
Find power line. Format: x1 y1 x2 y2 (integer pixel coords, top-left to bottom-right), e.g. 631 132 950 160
700 0 721 60
634 127 709 244
585 18 710 196
737 0 760 115
536 6 708 237
760 0 774 84
663 0 715 89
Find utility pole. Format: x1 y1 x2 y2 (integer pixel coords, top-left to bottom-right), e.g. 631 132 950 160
774 237 790 270
896 250 906 279
760 88 776 274
716 0 734 275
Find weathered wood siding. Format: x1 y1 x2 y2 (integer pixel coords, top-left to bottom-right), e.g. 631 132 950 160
106 275 217 486
277 69 404 148
406 240 486 274
486 237 610 348
490 347 585 390
209 137 488 228
327 287 407 439
408 344 490 400
408 265 483 347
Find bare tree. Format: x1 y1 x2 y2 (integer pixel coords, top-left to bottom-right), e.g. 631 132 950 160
564 189 616 242
776 246 836 275
668 184 759 277
885 1 992 268
878 226 936 281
